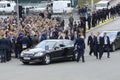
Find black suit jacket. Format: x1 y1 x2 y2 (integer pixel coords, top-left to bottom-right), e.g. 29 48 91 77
0 38 9 50
103 36 110 47
87 35 95 47
94 36 104 47
74 37 85 50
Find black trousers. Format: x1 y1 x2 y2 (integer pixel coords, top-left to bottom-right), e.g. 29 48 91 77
104 44 110 58
89 46 95 56
96 44 104 59
77 49 85 62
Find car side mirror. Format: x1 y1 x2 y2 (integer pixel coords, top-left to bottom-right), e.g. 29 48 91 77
54 46 59 50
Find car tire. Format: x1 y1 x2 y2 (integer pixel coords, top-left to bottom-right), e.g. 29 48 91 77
2 11 5 15
23 62 29 65
11 11 14 15
112 44 116 52
42 54 51 65
72 50 78 61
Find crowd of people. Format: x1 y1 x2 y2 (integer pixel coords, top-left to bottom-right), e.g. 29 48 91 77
0 3 120 63
78 3 120 30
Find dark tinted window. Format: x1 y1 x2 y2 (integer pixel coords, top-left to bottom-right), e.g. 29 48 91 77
64 41 74 47
7 3 10 7
117 32 120 37
55 41 63 48
67 3 71 7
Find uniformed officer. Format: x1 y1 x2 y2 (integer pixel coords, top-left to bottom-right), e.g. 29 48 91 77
74 34 85 62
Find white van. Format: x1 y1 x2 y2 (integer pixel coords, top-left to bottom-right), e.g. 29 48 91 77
95 0 110 10
52 0 73 14
0 1 16 14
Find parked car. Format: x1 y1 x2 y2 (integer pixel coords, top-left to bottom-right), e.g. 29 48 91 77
100 31 120 51
20 39 77 65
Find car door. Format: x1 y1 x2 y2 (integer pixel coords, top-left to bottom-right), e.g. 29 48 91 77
50 41 64 60
63 41 74 57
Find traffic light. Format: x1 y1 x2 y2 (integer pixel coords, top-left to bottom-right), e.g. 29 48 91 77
19 5 23 18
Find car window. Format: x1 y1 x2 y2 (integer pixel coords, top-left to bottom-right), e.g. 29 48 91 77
55 41 63 48
117 32 120 37
67 3 71 7
0 4 6 8
64 41 74 47
7 3 10 7
35 41 56 49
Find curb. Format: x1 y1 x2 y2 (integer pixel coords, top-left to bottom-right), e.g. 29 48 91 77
86 17 119 33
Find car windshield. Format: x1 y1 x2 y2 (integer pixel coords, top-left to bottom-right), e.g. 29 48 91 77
35 40 56 49
37 3 47 8
96 3 107 7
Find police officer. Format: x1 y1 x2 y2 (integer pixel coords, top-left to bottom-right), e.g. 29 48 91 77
16 33 23 58
74 34 85 62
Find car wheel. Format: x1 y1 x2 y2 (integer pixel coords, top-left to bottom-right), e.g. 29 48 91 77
2 11 5 15
112 44 116 52
42 54 51 65
11 11 14 15
23 62 29 65
72 51 78 61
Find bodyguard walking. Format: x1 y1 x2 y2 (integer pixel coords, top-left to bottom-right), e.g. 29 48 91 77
87 32 96 56
94 32 104 59
103 32 110 58
74 34 85 62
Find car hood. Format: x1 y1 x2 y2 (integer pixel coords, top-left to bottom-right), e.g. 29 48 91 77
23 48 45 54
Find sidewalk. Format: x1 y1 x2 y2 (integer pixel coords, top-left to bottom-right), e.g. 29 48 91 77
86 17 119 33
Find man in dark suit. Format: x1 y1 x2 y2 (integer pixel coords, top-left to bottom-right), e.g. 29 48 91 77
94 32 104 59
103 32 110 58
21 34 31 50
74 35 85 62
0 34 9 63
87 32 96 56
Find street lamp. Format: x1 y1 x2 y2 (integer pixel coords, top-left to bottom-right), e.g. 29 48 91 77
17 0 20 29
91 0 94 12
91 0 94 27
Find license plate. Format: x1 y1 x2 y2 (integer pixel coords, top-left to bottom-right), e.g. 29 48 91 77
24 57 30 60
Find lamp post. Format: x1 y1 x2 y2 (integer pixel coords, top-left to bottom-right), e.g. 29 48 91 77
91 0 94 28
91 0 94 12
17 0 20 29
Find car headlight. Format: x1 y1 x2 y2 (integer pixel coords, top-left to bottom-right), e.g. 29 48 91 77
34 52 44 57
20 52 24 57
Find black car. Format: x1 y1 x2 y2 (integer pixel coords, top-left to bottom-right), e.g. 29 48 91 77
20 39 77 65
100 31 120 51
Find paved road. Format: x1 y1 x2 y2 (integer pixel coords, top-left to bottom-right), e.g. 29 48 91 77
0 1 120 80
0 18 120 80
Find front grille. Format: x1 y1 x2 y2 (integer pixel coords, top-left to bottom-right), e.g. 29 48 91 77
23 54 34 57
